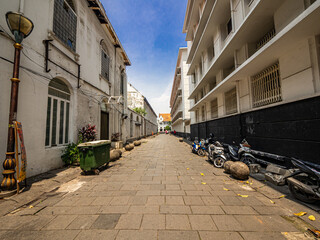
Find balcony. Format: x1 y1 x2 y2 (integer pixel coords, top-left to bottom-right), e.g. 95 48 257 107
189 1 320 112
188 0 284 100
186 0 216 62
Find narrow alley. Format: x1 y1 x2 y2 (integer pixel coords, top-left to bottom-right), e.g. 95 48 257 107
0 134 319 240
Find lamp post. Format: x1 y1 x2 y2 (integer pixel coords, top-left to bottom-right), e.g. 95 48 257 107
1 12 33 190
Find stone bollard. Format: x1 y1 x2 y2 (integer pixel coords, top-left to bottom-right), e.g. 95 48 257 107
224 161 233 174
230 161 250 180
125 144 133 151
110 150 120 161
134 140 141 146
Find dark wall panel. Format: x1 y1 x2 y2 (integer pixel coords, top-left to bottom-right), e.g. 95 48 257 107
190 96 320 165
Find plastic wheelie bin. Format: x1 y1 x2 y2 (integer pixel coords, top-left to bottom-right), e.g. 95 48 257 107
78 140 111 174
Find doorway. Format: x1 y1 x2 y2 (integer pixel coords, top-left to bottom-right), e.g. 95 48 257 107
101 111 109 140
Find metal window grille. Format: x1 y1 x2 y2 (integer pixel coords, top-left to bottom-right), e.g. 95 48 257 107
226 18 232 35
225 88 237 115
251 62 282 108
201 105 206 121
210 99 218 119
101 50 110 80
53 0 77 51
120 74 124 95
256 28 275 50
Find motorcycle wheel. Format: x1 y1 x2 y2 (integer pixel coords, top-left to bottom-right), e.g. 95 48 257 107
288 176 318 204
198 149 205 156
213 156 225 168
240 155 255 166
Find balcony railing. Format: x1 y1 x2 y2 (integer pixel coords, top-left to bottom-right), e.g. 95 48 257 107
256 28 275 51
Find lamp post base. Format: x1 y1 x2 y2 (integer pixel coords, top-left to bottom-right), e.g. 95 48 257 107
1 152 16 190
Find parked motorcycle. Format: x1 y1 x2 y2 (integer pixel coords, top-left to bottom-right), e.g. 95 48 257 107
208 141 227 168
191 138 205 156
225 139 256 165
206 133 227 168
265 158 320 203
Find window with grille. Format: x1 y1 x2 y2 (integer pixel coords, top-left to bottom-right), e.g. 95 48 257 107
120 73 124 95
207 42 215 62
226 18 232 36
201 105 206 121
225 87 237 115
195 110 199 122
210 99 218 119
209 77 217 91
251 62 282 108
101 50 110 80
53 0 77 51
45 79 70 147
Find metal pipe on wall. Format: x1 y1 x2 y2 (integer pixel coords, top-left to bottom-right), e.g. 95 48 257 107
19 0 25 13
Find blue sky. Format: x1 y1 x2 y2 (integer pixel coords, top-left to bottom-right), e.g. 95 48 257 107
101 0 188 115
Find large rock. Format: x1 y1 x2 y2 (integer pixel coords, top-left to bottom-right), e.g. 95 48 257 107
110 150 120 161
134 140 141 146
230 161 250 180
224 161 233 174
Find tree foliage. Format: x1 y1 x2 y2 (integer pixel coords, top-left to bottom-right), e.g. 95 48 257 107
164 125 171 131
133 107 147 116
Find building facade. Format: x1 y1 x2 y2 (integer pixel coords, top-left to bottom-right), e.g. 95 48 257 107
0 0 132 177
170 48 194 138
127 82 144 110
183 0 320 165
157 114 171 132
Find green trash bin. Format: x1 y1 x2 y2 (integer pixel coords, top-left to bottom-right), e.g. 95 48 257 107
78 140 111 174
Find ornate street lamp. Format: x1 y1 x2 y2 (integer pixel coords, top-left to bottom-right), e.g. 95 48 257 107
1 12 34 191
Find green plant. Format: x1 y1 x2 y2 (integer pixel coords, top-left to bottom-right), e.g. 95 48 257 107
61 143 80 165
164 125 171 131
133 107 147 116
78 124 97 142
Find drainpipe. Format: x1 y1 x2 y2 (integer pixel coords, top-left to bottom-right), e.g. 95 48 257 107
113 43 120 138
19 0 25 13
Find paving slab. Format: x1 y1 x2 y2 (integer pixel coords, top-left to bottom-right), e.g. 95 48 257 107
1 134 319 238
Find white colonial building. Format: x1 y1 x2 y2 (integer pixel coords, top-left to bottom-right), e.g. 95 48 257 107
170 48 194 138
183 0 320 165
0 0 155 178
127 82 144 110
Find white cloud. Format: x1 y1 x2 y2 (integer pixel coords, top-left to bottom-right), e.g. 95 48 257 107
149 82 173 114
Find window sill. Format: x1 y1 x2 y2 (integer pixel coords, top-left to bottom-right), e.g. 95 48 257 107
48 30 80 62
99 74 111 87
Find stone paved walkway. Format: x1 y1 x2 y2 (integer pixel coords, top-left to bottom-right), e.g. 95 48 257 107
0 134 319 240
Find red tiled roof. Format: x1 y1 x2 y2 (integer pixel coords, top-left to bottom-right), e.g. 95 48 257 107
159 113 171 122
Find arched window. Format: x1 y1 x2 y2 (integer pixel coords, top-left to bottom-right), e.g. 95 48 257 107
53 0 77 51
45 78 71 147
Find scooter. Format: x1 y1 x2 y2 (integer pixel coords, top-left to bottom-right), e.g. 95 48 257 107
265 158 320 203
225 139 256 165
208 141 227 168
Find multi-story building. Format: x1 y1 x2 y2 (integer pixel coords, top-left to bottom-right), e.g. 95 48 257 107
183 0 320 165
157 114 171 132
127 82 144 110
170 48 194 138
0 0 132 177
